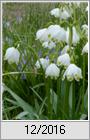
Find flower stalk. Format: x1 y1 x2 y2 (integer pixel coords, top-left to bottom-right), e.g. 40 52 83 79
72 81 75 119
82 55 85 112
45 77 52 119
57 76 61 119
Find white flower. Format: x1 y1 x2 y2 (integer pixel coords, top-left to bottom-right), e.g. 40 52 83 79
36 28 48 42
82 24 88 30
66 27 69 43
66 26 80 44
86 6 88 12
4 47 20 64
82 24 88 36
50 8 71 19
61 45 70 54
42 41 56 49
50 8 60 18
48 25 66 42
57 53 70 67
35 58 49 70
82 42 88 54
1 83 5 94
63 64 82 81
72 26 80 44
45 63 60 79
60 10 71 20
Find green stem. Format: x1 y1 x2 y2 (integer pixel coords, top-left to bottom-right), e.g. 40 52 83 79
51 80 53 120
56 77 61 119
74 6 77 23
69 25 72 48
82 55 85 112
64 80 70 119
72 81 75 119
46 78 52 120
3 71 42 76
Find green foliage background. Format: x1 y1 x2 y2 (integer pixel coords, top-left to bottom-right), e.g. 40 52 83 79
3 2 88 120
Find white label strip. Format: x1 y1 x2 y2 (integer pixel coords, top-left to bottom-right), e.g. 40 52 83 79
1 121 89 139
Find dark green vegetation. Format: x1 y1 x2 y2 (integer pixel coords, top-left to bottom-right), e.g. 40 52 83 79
3 3 88 120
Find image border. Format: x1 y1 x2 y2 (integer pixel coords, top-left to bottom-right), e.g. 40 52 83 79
0 0 90 139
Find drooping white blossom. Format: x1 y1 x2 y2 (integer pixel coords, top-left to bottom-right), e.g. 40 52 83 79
50 8 71 19
57 53 70 67
42 41 56 49
48 25 66 42
1 83 5 94
66 26 80 44
45 63 60 79
4 47 20 64
50 8 60 18
60 9 71 20
66 27 69 43
63 64 82 81
72 26 80 44
82 24 88 36
86 6 88 12
36 28 48 42
61 45 70 54
82 42 88 54
35 58 49 70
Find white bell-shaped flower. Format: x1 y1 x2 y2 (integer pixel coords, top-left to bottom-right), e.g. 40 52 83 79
66 26 80 44
48 25 66 42
36 28 48 42
1 83 5 94
82 42 88 54
50 8 71 20
72 26 80 44
42 41 56 49
61 45 70 54
66 27 69 43
60 10 71 19
63 64 82 81
86 6 88 12
82 24 88 36
45 63 60 79
4 47 20 64
50 8 60 18
35 58 49 70
57 53 70 67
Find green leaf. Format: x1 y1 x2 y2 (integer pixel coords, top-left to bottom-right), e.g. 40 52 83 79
84 87 88 113
15 111 29 119
5 98 18 106
35 99 40 113
33 83 45 89
50 89 57 114
69 83 73 117
4 84 37 119
39 97 47 116
30 87 47 106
